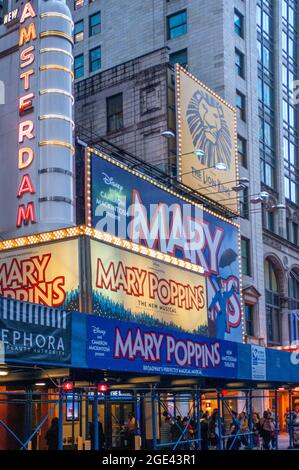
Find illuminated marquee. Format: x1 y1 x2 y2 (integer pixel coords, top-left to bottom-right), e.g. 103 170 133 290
17 2 37 228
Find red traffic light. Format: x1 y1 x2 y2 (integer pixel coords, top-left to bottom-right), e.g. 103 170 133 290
62 381 74 391
97 384 109 393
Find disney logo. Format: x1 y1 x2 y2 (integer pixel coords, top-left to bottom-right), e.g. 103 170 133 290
102 172 123 192
92 326 106 335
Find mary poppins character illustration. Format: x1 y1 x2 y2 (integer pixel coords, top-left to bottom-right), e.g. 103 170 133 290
208 248 238 339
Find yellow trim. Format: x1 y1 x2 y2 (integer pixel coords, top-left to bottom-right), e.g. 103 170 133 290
39 64 74 80
39 114 75 129
39 88 74 104
0 226 204 274
40 12 74 27
40 30 74 44
40 48 74 63
39 140 75 154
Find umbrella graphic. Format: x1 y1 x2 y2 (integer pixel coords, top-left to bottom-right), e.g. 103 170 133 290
219 248 238 269
219 248 239 293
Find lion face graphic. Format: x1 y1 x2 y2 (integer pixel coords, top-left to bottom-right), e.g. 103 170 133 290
186 89 232 169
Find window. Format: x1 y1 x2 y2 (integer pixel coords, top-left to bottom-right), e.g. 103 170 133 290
263 209 275 232
107 93 123 133
287 218 299 244
241 237 251 276
89 46 101 73
167 10 187 40
240 187 249 219
234 10 244 38
236 91 246 121
285 175 298 204
169 49 188 67
74 20 84 43
288 271 299 310
74 54 84 79
238 135 247 167
245 304 254 337
74 0 84 10
264 259 281 345
89 11 101 36
235 49 245 78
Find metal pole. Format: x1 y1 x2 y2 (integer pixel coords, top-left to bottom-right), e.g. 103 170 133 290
152 390 157 450
85 392 89 440
25 389 33 450
196 391 202 450
71 391 75 449
217 392 223 450
289 390 294 449
79 393 83 439
58 388 64 451
93 390 99 450
248 390 253 449
274 390 278 450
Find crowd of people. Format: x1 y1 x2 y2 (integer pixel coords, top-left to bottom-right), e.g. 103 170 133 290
159 407 299 450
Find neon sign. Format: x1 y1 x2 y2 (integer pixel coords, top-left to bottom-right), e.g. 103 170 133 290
16 2 37 228
3 8 19 26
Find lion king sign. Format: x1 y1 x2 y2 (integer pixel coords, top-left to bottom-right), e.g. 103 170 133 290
176 65 238 213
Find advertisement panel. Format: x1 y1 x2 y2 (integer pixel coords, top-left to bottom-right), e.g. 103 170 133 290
88 150 243 342
0 238 80 310
0 297 72 365
251 345 266 381
86 315 239 379
176 65 238 213
91 240 208 335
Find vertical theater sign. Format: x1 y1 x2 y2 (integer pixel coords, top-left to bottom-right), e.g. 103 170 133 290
17 2 38 227
11 0 75 236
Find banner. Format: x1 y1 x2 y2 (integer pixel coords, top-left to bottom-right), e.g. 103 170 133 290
89 151 242 342
176 65 238 213
91 240 208 335
0 297 71 365
86 315 239 379
0 239 80 310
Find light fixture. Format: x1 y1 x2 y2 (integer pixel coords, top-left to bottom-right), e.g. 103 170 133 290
62 381 74 391
215 162 227 171
270 204 286 210
238 177 250 184
250 191 270 204
0 370 8 377
232 183 246 192
161 130 175 138
250 196 263 204
260 191 270 201
194 149 205 158
35 382 46 387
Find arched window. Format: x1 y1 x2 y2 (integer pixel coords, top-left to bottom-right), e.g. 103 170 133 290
288 270 299 310
264 259 281 344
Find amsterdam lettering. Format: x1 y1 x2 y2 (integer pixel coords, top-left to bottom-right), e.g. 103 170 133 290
0 254 66 306
17 2 37 228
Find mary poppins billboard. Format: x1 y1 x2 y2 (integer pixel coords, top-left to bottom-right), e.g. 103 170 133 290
87 150 243 343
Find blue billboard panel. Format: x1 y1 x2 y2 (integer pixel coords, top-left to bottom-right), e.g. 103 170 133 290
89 152 242 342
86 315 239 379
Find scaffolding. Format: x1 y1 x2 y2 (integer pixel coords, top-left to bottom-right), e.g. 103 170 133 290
0 386 298 451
